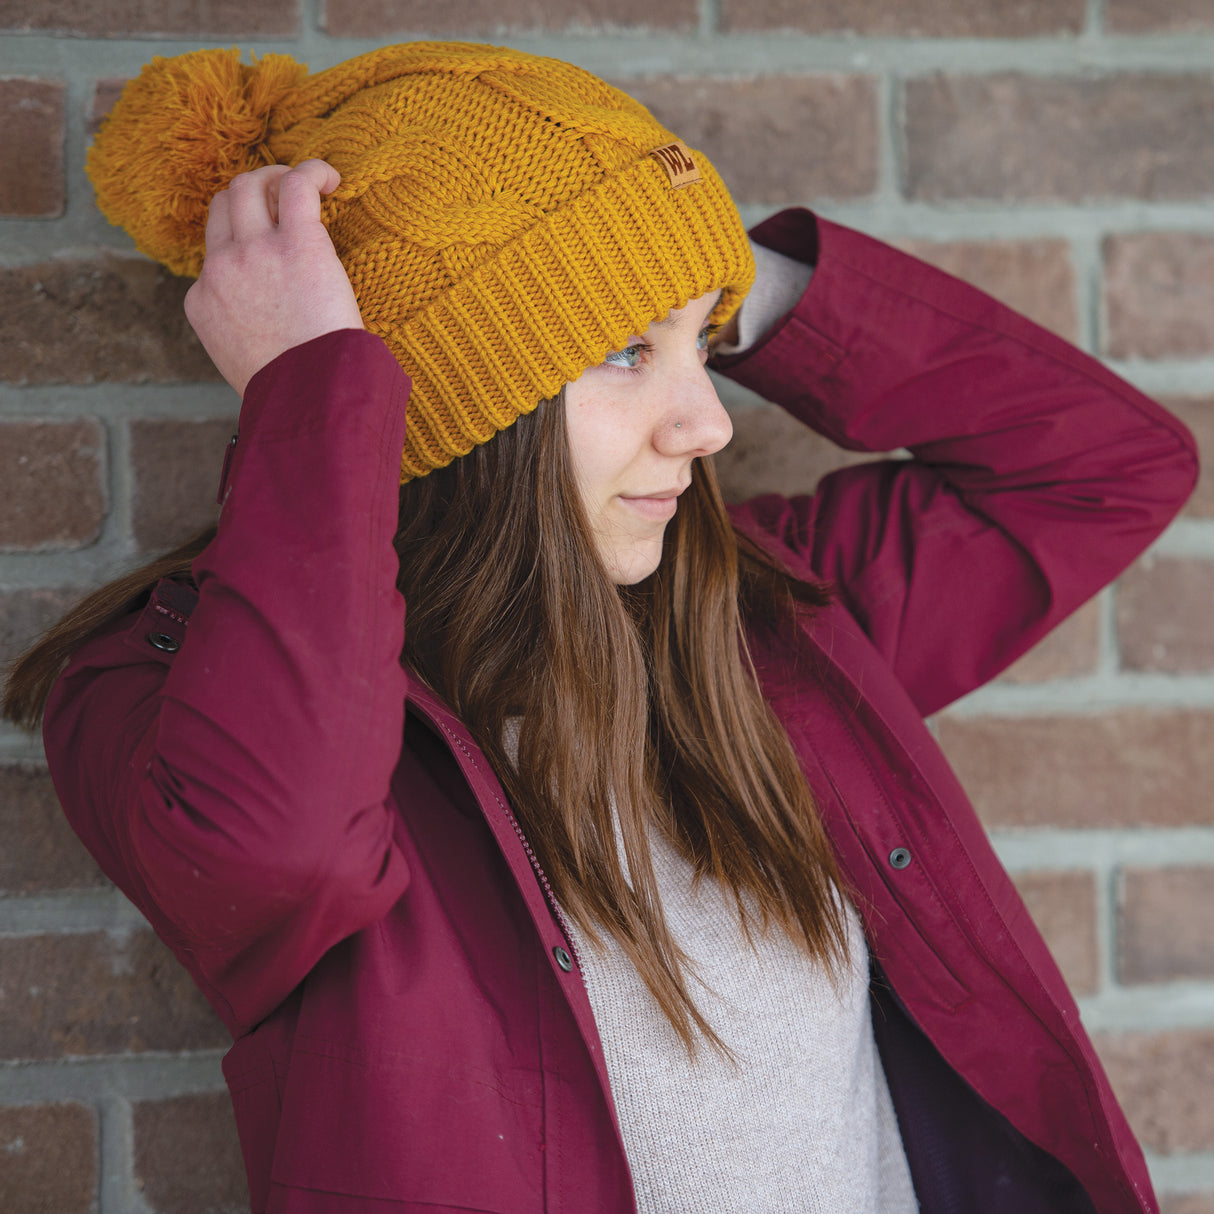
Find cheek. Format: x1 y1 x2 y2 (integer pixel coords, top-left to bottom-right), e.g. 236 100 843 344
565 403 632 501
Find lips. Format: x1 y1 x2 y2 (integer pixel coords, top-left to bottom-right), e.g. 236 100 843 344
618 486 686 521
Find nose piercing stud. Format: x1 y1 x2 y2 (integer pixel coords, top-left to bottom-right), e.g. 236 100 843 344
674 422 682 428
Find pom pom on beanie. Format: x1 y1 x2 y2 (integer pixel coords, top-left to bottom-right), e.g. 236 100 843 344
88 49 307 278
88 43 755 481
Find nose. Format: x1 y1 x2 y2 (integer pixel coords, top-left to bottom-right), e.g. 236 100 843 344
656 364 733 457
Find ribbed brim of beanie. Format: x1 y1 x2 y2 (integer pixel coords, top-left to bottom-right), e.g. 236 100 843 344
377 148 750 479
87 43 755 481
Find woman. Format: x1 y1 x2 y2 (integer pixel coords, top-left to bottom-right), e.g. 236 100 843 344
3 41 1198 1214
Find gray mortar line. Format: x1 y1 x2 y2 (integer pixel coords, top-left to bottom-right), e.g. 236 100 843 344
1144 1152 1214 1196
0 1053 228 1105
0 384 239 421
1078 982 1214 1032
0 889 149 937
8 29 1214 78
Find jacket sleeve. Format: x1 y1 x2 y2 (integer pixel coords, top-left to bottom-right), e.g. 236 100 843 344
720 211 1199 716
43 330 413 1033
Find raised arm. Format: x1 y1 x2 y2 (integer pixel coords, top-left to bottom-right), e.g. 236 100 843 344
721 211 1198 716
44 164 412 1032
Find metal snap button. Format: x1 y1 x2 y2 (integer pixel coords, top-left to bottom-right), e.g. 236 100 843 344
888 847 912 870
553 946 573 972
147 632 180 653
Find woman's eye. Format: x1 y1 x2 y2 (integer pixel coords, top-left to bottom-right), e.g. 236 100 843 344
602 344 644 369
698 323 721 352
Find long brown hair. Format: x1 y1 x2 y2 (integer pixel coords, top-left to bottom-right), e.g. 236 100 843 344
397 390 845 1053
4 392 846 1054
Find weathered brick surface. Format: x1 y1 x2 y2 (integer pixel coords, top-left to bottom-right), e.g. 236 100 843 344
134 1093 249 1214
1095 1029 1214 1153
904 74 1214 201
0 256 218 385
715 403 875 502
131 418 235 552
3 0 298 36
1011 870 1098 994
894 238 1078 342
0 79 65 218
0 585 84 668
0 420 105 550
626 76 879 203
1162 1196 1214 1214
1117 556 1214 673
0 765 106 894
935 710 1214 828
0 1103 96 1214
323 0 695 36
0 931 227 1060
1104 234 1214 360
1106 0 1214 32
1118 867 1214 984
1163 399 1214 517
89 78 128 135
999 600 1100 684
722 0 1083 35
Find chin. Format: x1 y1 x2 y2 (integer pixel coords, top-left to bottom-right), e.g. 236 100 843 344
604 543 665 586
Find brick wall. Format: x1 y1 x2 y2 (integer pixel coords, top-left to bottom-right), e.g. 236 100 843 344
2 2 1213 1210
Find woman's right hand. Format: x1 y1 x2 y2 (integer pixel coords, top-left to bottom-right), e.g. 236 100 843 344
184 159 365 397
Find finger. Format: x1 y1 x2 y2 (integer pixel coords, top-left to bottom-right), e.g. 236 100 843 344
275 160 342 229
226 165 292 241
202 185 234 251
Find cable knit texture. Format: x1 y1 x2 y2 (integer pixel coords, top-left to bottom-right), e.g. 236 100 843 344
87 42 755 480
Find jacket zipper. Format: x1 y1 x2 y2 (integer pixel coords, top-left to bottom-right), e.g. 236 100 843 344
437 719 583 973
500 799 584 973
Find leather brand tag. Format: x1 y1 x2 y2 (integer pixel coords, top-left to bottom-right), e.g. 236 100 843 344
650 141 702 188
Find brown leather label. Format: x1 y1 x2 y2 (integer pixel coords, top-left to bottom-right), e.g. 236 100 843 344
650 140 702 188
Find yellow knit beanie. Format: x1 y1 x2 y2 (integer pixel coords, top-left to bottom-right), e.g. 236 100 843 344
87 43 755 481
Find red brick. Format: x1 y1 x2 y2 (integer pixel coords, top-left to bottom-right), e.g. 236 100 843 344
88 78 127 135
1163 398 1214 517
1162 1196 1214 1214
1107 0 1214 33
323 0 694 36
999 600 1100 684
3 0 297 36
0 931 227 1061
134 1092 248 1214
1117 556 1214 673
894 238 1078 343
1104 234 1214 360
0 585 83 668
0 765 106 894
715 403 877 502
1095 1029 1214 1153
1118 866 1214 983
131 418 235 552
1011 870 1098 994
0 1103 95 1214
936 710 1214 828
0 420 105 550
627 75 878 204
904 74 1214 201
0 79 65 218
722 0 1082 35
0 256 219 385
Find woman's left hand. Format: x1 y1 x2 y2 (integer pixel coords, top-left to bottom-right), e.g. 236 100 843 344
184 159 365 397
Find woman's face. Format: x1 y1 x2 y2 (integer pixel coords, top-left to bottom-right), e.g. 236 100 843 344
564 289 733 585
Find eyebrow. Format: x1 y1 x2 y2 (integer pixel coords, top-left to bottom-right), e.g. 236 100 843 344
650 291 724 330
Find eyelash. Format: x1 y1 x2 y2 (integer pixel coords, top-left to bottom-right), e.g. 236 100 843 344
601 324 721 374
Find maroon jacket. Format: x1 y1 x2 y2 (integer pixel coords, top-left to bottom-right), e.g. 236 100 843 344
44 213 1197 1213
